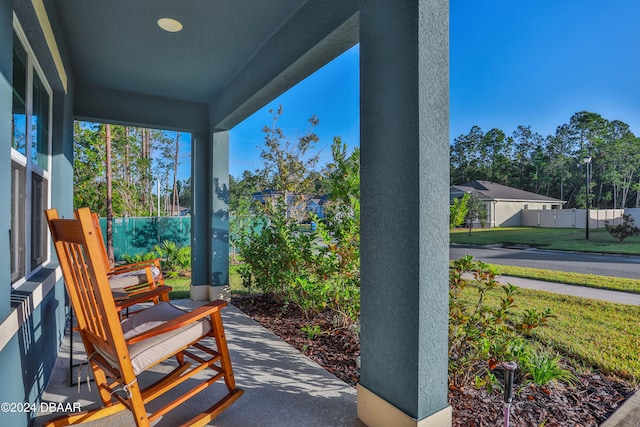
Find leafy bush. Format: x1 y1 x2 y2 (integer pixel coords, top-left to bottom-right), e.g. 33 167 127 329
605 213 640 242
153 241 191 277
519 347 576 386
235 138 360 327
450 193 469 229
449 255 556 389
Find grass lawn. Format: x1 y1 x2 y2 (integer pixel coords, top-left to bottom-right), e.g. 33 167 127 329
458 285 640 384
451 227 640 255
490 264 640 294
165 264 245 300
500 287 640 383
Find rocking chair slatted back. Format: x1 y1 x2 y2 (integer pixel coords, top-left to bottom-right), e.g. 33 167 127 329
46 208 128 374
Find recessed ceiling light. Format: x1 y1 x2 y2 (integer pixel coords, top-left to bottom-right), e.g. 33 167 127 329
157 18 183 33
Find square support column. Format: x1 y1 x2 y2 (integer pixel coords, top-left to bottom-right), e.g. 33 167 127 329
209 130 230 300
190 129 230 301
190 129 211 298
358 1 450 426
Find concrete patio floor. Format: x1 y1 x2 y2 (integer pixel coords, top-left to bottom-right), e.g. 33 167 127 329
33 300 361 427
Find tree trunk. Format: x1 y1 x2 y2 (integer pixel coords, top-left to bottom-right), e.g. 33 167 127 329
105 124 115 266
124 126 131 185
172 131 180 216
141 128 153 215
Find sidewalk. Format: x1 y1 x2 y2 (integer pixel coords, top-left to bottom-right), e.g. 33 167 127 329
34 301 360 427
496 275 640 306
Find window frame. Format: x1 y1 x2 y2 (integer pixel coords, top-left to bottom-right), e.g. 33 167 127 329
11 15 53 288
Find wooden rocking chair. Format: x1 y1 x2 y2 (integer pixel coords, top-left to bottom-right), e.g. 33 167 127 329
89 212 169 308
46 207 243 426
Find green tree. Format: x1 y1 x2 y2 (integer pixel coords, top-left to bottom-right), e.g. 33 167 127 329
451 126 484 184
600 121 640 208
257 105 320 221
465 191 487 235
511 126 546 192
73 122 106 212
73 122 187 217
481 128 511 184
450 193 469 229
605 214 640 242
229 171 261 212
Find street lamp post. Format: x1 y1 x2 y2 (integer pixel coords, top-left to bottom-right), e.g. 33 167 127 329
584 155 592 240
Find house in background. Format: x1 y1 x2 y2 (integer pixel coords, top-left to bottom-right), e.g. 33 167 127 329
307 194 330 219
451 180 565 227
252 189 329 220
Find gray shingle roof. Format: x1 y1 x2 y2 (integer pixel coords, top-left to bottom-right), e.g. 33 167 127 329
451 180 565 203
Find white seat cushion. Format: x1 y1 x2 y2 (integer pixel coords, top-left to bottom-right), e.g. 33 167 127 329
108 266 161 289
102 302 212 374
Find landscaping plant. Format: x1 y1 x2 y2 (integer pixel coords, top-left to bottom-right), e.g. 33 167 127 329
449 255 561 391
120 240 191 277
235 137 361 327
464 191 487 235
605 213 640 242
450 193 469 229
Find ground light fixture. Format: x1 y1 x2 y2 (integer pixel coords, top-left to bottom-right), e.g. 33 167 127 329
503 361 517 427
157 18 183 32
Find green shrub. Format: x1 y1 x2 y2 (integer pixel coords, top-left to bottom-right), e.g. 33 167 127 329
519 348 577 386
120 240 191 278
235 138 361 327
152 241 191 277
449 255 555 389
450 193 469 229
605 213 640 242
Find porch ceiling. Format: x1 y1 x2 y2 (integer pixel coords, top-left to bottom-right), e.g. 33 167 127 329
52 0 307 104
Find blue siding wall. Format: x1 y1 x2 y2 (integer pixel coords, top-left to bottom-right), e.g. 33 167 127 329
0 2 74 426
0 275 67 426
0 0 13 323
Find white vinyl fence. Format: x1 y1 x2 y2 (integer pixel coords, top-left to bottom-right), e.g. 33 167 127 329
522 208 640 229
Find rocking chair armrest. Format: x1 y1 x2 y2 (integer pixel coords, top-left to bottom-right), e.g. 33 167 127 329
126 300 228 345
110 258 162 274
115 285 173 310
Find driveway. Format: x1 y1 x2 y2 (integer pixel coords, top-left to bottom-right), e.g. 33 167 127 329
450 244 640 280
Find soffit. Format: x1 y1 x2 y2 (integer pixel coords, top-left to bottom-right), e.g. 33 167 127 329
52 0 308 104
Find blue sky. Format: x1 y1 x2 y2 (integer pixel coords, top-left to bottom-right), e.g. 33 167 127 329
450 0 640 140
229 45 360 178
220 2 640 179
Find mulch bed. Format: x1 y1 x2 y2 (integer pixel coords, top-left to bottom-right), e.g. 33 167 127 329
231 293 636 426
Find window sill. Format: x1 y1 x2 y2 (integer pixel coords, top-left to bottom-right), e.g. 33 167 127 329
1 263 61 352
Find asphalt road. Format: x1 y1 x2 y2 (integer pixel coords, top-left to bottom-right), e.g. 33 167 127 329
450 244 640 280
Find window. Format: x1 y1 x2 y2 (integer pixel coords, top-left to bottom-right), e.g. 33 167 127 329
10 19 52 286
